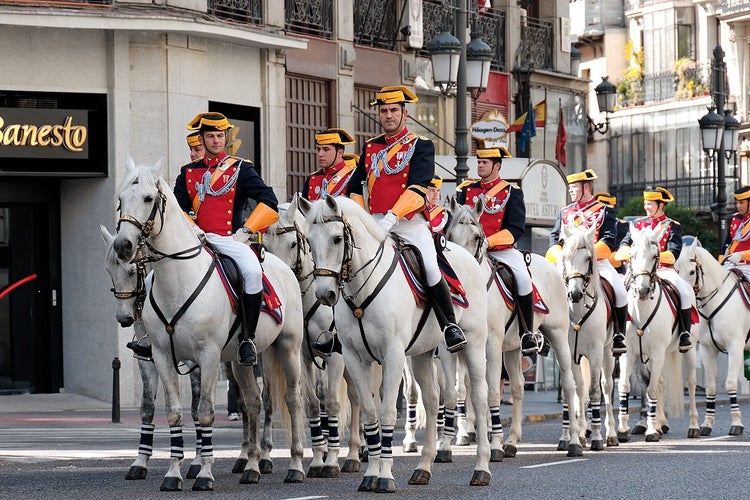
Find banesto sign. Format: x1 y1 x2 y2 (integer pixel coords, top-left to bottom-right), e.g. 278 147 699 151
0 108 88 159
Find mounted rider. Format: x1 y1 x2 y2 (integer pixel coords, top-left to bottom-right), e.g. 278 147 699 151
615 186 693 352
303 128 357 201
721 186 750 281
173 112 280 366
347 85 467 353
456 147 540 355
547 169 628 356
426 175 451 234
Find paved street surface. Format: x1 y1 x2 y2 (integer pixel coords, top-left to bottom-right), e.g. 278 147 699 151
2 390 750 499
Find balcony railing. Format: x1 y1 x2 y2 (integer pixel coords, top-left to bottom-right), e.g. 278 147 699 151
611 177 716 212
209 0 262 26
619 60 709 108
354 0 398 49
517 17 553 71
285 0 333 39
722 0 750 14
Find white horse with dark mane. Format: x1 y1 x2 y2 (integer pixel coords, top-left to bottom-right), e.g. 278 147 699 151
559 225 619 449
299 195 491 492
617 224 700 441
111 159 306 491
676 239 749 435
445 200 583 457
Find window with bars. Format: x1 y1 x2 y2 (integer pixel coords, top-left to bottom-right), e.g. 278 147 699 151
286 76 331 199
285 0 333 39
207 0 262 26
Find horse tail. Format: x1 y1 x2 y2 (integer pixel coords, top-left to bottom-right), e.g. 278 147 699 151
663 350 685 418
262 345 294 443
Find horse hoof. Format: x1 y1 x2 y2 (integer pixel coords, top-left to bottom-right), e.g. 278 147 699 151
358 475 376 492
192 477 214 491
585 428 592 438
320 465 340 478
617 430 631 442
259 458 273 474
468 431 477 443
284 469 305 483
557 440 569 451
359 446 368 463
159 476 182 491
579 436 587 447
374 477 396 493
590 439 604 451
341 459 360 473
645 432 660 442
490 449 504 462
232 458 248 474
729 425 744 436
632 424 646 435
469 469 491 486
606 436 620 447
307 465 323 478
434 450 452 463
502 444 517 458
687 427 701 439
403 442 418 453
700 426 712 437
125 465 147 480
186 464 201 479
455 435 471 446
239 469 261 484
567 444 583 457
408 469 431 485
661 424 670 434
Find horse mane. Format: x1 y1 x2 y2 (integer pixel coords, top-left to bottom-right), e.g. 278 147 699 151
114 160 161 201
307 196 387 242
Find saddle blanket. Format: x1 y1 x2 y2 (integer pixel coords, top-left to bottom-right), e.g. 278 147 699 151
490 260 549 315
399 249 469 309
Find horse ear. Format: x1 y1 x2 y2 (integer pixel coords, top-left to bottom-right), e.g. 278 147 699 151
152 159 164 175
585 224 597 242
473 197 484 219
289 193 299 216
99 224 115 245
324 194 339 212
126 155 136 173
297 196 312 217
449 196 457 211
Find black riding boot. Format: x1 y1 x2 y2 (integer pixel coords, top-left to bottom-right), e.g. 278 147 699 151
238 292 263 365
427 277 466 353
312 331 342 357
678 308 693 353
126 338 152 360
517 292 538 355
612 305 628 356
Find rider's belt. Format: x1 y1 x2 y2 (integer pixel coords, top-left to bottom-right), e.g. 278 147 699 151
489 244 514 251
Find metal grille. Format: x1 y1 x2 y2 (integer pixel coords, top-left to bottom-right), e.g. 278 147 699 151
207 0 262 26
286 76 330 199
517 17 553 70
285 0 333 39
472 9 506 72
354 0 398 49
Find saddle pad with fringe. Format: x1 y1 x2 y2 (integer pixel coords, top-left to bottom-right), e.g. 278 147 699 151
657 278 699 326
398 245 469 309
600 276 615 318
206 246 282 324
489 260 549 314
729 268 750 310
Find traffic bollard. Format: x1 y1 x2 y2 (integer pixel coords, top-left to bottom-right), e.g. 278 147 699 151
112 357 121 423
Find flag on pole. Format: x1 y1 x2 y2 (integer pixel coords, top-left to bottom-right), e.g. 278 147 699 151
506 100 546 133
517 100 537 156
555 105 567 167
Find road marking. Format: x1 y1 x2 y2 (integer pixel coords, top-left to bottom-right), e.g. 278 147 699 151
521 458 588 468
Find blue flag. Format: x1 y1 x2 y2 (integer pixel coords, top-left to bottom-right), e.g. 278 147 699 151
518 101 537 156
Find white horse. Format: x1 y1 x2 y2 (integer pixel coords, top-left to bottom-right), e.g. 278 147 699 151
100 225 205 480
445 200 582 457
264 197 362 476
676 239 749 436
299 195 491 492
617 224 700 441
111 159 306 491
559 225 619 449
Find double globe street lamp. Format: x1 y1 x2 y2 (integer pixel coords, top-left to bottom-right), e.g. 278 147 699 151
427 0 493 185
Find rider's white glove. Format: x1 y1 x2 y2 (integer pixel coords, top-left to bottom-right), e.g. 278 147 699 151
233 227 252 243
378 211 399 233
725 252 743 265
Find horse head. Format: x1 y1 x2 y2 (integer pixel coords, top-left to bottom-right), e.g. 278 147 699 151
113 158 168 262
561 225 598 304
266 195 311 281
445 199 487 262
629 223 661 300
675 237 704 293
101 224 146 327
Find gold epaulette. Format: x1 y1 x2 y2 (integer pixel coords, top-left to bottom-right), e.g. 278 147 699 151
456 178 479 192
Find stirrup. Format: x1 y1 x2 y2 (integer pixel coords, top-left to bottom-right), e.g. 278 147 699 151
312 331 340 358
536 332 551 357
238 339 257 366
612 333 627 356
444 323 467 353
126 338 153 361
520 332 538 355
678 331 692 353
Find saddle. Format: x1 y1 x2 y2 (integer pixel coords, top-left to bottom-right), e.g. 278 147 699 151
600 277 616 320
488 253 549 315
205 244 283 324
728 268 750 310
659 278 698 330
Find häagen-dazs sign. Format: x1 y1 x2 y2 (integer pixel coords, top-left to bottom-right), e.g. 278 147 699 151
470 109 509 149
0 108 88 159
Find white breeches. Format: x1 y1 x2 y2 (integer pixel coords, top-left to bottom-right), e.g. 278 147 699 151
598 258 627 307
657 267 694 308
206 233 262 294
488 248 532 296
381 213 442 286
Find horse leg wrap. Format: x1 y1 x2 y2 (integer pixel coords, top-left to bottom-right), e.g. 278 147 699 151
139 422 155 457
457 400 466 419
562 402 570 431
200 426 213 458
490 406 503 437
619 393 629 416
364 422 381 458
729 390 739 413
590 402 601 428
327 416 340 450
381 425 394 460
443 407 456 438
309 417 325 448
647 397 657 426
705 395 716 419
169 425 184 460
437 405 445 430
320 406 330 439
407 403 418 429
193 420 202 456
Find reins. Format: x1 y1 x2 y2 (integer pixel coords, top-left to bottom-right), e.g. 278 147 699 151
690 255 740 353
562 245 600 365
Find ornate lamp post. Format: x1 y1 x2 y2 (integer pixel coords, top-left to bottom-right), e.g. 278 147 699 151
587 76 617 138
699 46 739 247
427 0 492 184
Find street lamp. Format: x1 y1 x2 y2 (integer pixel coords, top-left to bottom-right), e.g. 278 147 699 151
699 46 739 246
587 76 617 138
427 0 492 184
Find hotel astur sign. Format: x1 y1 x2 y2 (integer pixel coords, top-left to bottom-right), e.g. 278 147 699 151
0 108 88 159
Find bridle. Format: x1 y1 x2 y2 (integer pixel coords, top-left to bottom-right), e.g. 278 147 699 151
447 211 486 263
310 214 357 287
272 221 314 291
109 256 148 322
625 242 660 300
562 241 599 364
